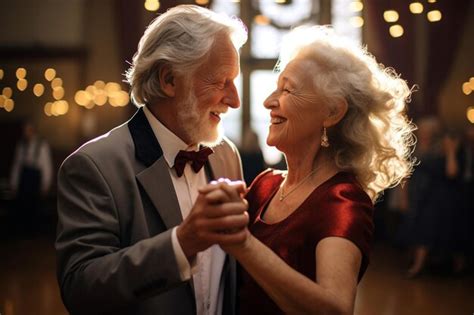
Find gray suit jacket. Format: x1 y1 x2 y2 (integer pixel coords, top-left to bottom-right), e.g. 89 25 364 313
56 108 243 315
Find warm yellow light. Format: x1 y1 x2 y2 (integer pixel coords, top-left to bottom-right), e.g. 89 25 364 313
389 25 404 38
384 10 399 22
144 0 160 11
94 80 106 89
463 82 472 95
105 82 121 95
85 101 95 109
468 77 474 90
44 102 53 116
427 10 442 22
349 16 364 28
51 78 63 89
4 98 14 112
33 83 45 97
94 91 108 106
55 100 69 115
44 68 56 81
231 0 240 2
349 1 363 12
86 85 98 96
467 106 474 124
409 2 423 14
254 15 270 25
0 95 5 108
109 91 130 107
75 90 92 106
427 0 436 3
2 87 13 98
17 79 28 91
53 86 65 100
195 0 209 4
0 69 4 80
16 68 26 79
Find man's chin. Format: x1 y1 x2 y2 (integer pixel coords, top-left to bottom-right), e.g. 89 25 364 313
201 133 223 148
200 125 223 148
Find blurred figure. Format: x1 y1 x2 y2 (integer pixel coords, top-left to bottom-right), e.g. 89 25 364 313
398 117 464 278
456 124 474 272
240 128 266 185
9 120 52 234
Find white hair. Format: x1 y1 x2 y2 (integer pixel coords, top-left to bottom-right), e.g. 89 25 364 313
278 25 416 201
125 5 247 106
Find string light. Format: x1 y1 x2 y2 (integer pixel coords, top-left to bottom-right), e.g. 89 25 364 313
389 25 404 38
44 68 56 81
4 98 14 112
467 106 474 124
349 1 363 12
17 79 28 91
427 10 442 22
144 0 160 11
33 83 45 97
349 16 364 28
383 10 399 23
16 68 26 79
409 2 424 14
2 87 12 98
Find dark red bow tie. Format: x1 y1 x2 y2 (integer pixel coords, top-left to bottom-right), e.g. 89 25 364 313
173 147 213 177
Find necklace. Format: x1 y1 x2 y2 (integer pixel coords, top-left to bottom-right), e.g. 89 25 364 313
279 168 319 201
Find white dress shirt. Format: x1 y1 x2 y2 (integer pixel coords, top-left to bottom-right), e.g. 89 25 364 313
143 106 226 315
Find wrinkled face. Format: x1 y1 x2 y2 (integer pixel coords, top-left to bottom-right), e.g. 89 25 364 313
264 58 328 152
176 33 240 146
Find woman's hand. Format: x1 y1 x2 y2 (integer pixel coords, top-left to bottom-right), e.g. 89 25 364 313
199 179 251 255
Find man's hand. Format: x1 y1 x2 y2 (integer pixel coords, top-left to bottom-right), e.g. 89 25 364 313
176 179 249 261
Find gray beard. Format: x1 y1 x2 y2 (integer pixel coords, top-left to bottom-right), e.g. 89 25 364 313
177 88 223 148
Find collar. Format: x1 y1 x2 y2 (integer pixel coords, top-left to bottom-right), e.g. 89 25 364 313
143 105 198 168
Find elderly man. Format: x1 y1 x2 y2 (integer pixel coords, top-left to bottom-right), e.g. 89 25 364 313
56 5 248 315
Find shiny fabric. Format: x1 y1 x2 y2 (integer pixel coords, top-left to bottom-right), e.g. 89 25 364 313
173 147 213 177
238 169 374 314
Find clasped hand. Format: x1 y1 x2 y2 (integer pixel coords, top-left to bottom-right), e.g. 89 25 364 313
176 179 250 260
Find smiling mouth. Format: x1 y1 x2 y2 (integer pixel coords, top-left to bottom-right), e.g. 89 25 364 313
271 117 286 125
211 111 221 120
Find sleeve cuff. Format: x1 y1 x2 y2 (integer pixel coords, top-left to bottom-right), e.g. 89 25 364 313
171 227 197 280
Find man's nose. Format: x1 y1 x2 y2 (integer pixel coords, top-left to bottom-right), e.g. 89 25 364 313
223 82 240 108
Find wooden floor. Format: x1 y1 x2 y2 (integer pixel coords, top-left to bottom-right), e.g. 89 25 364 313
0 235 473 315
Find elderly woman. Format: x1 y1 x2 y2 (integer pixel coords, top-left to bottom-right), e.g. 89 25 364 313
203 25 415 314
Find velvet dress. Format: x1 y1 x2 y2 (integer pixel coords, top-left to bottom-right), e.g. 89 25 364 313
238 169 374 314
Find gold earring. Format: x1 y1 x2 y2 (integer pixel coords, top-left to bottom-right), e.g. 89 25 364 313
321 127 329 147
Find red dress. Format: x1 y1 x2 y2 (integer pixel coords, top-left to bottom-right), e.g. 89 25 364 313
238 169 374 314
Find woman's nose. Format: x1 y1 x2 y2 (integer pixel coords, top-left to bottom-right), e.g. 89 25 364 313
263 92 278 109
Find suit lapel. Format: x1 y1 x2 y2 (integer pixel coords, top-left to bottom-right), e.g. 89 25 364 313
208 148 224 180
136 157 183 228
128 108 182 229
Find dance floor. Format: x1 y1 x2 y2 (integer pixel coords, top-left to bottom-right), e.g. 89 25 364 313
0 234 473 315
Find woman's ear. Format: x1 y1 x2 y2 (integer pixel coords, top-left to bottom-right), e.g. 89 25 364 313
159 64 176 97
324 98 348 127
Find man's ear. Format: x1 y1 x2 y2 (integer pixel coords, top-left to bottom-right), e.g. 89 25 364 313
324 98 348 127
159 64 176 97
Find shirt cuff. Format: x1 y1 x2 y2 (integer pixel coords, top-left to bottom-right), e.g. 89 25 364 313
171 227 197 280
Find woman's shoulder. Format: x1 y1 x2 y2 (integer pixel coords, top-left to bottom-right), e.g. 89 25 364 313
320 172 373 207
